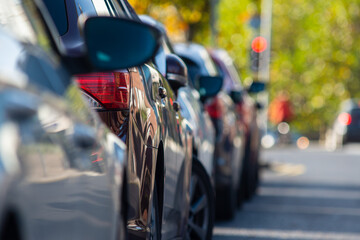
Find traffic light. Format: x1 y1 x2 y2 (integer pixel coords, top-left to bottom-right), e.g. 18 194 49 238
250 36 268 72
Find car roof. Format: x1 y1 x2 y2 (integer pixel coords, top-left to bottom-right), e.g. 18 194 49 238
209 48 243 91
174 42 218 76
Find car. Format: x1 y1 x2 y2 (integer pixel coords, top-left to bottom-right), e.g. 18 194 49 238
0 0 161 239
326 99 360 150
209 49 264 200
44 1 195 239
175 43 246 220
140 15 221 239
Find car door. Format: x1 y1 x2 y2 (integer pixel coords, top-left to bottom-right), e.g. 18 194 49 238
140 62 190 238
126 65 161 233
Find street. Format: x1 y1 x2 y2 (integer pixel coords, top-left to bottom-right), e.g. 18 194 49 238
214 144 360 240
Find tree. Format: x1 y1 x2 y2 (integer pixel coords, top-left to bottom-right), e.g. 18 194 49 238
129 0 360 136
270 0 360 135
128 0 211 43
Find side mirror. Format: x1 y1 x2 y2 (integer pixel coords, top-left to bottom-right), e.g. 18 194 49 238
230 90 244 104
82 16 161 71
196 76 223 100
247 81 266 94
166 54 188 92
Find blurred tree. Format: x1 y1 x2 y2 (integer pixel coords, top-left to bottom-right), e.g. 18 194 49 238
217 0 257 80
129 0 360 136
270 0 360 135
128 0 211 43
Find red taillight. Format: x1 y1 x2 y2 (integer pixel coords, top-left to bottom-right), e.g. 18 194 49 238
205 96 223 119
75 71 130 110
338 112 352 125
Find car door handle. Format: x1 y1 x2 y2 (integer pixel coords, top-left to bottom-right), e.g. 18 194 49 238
72 124 97 149
159 87 167 99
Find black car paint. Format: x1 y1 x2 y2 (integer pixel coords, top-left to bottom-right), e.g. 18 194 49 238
44 0 194 239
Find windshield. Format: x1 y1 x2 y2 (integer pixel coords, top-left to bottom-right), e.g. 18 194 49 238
43 0 68 36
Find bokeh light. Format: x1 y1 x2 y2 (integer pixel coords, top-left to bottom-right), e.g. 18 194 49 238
297 136 310 150
277 122 290 135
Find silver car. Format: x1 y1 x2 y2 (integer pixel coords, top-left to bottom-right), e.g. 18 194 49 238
0 0 161 239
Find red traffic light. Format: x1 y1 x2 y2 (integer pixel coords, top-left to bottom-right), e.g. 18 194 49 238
251 36 267 53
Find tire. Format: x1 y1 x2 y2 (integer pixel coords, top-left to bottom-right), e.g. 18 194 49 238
251 159 260 195
236 175 245 208
215 183 236 220
187 161 214 240
118 176 128 239
241 135 256 201
150 183 161 240
1 212 21 240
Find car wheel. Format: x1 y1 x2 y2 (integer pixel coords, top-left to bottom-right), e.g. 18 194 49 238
150 183 161 240
243 163 257 201
1 212 21 240
241 138 255 201
215 181 236 220
187 161 214 240
237 177 245 208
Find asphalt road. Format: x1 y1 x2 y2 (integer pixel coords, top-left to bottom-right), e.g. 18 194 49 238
213 143 360 240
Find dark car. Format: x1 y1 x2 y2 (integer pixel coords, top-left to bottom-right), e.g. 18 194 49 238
209 49 264 199
326 99 360 150
0 0 161 240
140 15 223 240
44 0 194 239
175 43 246 220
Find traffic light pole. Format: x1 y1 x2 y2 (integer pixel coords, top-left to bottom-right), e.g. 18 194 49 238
259 0 273 82
258 0 273 134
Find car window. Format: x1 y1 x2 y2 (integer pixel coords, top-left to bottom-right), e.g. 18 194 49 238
119 0 140 20
75 0 97 16
91 0 111 16
43 0 68 36
75 0 125 17
0 0 45 47
0 0 77 98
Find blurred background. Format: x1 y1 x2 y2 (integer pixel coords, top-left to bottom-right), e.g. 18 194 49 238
129 0 360 142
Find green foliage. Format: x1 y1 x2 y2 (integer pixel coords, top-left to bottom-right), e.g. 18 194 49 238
217 0 258 80
271 0 360 134
129 0 360 135
129 0 211 43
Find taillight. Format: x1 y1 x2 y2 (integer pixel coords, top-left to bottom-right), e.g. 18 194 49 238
338 112 352 125
205 96 223 119
75 71 130 110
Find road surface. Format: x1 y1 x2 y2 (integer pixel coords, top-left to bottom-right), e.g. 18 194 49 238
214 144 360 240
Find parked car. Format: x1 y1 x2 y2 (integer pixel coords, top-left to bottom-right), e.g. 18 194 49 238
175 43 246 220
326 99 360 150
140 15 221 239
44 1 195 239
209 49 264 200
0 0 161 239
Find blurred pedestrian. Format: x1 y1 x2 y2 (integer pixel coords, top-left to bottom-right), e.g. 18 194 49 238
269 91 294 144
268 91 293 125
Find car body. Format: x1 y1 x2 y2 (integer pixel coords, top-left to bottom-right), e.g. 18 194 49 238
0 0 160 239
209 49 262 199
326 99 360 150
175 43 246 220
140 15 217 239
44 0 194 239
